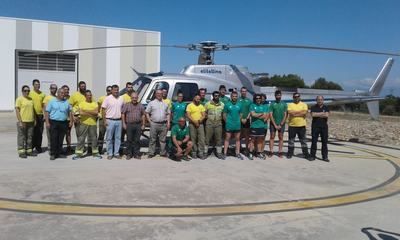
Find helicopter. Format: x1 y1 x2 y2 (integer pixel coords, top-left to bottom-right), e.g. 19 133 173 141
54 41 399 119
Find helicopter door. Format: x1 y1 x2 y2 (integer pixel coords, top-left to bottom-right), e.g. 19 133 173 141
145 81 170 102
172 82 199 102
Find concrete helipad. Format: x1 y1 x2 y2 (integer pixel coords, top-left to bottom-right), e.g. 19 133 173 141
0 113 399 239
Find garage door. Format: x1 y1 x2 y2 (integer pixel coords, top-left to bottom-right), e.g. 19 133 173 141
15 50 78 98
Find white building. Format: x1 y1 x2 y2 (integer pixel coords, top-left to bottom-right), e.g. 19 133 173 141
0 16 160 111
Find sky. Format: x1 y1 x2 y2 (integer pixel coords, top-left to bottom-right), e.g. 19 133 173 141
1 0 400 96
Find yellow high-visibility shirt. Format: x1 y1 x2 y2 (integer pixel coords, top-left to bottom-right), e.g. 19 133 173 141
43 95 55 106
122 93 131 103
163 98 172 109
186 103 205 121
79 101 98 126
29 90 45 115
287 102 308 127
97 95 106 118
16 96 35 122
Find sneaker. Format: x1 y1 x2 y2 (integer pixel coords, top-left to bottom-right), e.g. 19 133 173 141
93 154 102 160
182 155 191 161
308 156 316 161
160 153 169 158
72 155 81 160
126 155 132 160
107 156 113 160
236 154 243 160
198 154 206 160
287 154 293 159
147 154 155 159
35 147 43 153
134 155 142 160
248 153 254 160
221 154 226 160
191 153 197 159
267 152 273 158
278 152 283 158
114 155 122 159
66 146 73 155
19 153 27 159
216 153 223 159
50 155 56 161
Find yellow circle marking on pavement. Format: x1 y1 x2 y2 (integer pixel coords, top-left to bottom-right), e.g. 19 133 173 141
0 145 399 217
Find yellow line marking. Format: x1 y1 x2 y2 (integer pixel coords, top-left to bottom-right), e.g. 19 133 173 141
0 145 399 216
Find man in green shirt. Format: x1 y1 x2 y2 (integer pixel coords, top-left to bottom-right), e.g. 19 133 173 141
171 117 193 161
223 91 243 160
269 90 288 158
171 92 187 126
248 94 270 160
238 87 252 155
219 85 230 105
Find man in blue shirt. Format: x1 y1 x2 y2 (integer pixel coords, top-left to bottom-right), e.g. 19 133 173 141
45 88 73 160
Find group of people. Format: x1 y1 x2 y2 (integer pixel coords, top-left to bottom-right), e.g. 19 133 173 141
15 80 330 162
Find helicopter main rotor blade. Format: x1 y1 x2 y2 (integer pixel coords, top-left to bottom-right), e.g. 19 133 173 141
227 44 400 57
51 44 190 53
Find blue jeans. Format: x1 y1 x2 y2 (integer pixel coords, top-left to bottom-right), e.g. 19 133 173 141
106 119 122 156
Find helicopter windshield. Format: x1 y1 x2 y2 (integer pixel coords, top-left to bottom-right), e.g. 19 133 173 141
132 77 152 101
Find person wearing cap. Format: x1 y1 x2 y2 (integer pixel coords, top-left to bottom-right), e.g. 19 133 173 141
310 96 330 162
15 85 36 158
287 92 310 160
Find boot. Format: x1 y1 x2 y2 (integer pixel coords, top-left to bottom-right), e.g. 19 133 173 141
302 147 311 160
287 147 294 159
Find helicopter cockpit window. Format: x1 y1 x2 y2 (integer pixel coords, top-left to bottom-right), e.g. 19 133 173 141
131 77 151 102
147 81 170 101
172 83 198 102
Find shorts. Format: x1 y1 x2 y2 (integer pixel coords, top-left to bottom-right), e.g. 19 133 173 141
250 128 266 137
226 129 240 134
270 124 286 134
241 119 250 128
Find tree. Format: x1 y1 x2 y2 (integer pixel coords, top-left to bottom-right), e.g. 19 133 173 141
253 74 308 88
311 77 343 90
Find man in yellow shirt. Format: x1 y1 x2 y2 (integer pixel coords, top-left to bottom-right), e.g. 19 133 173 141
42 84 57 153
122 82 134 103
73 90 101 160
15 85 36 158
97 86 112 154
69 81 88 153
29 79 46 153
186 95 206 159
287 92 310 160
162 88 172 109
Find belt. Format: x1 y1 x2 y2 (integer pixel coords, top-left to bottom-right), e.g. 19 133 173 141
152 120 167 124
128 121 142 124
106 118 121 120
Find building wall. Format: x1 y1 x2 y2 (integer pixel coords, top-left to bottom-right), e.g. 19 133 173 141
0 17 160 111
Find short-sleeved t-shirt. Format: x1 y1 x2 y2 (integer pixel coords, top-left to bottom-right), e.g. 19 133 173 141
205 101 224 123
122 93 131 103
270 101 287 125
101 95 124 119
46 98 71 121
43 95 55 106
16 96 35 122
97 95 106 118
223 101 242 131
250 103 269 129
310 104 330 128
238 97 252 120
186 103 205 122
69 91 86 115
171 124 189 141
29 90 46 115
171 101 187 125
79 101 98 126
220 95 230 105
163 98 172 109
287 101 308 127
